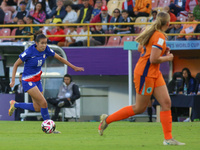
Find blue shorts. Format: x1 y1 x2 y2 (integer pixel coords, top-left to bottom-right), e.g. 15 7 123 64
22 80 43 92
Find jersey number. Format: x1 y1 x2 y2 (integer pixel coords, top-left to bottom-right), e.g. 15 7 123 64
37 60 43 67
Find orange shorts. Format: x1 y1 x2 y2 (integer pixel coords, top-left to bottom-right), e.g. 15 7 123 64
134 72 166 95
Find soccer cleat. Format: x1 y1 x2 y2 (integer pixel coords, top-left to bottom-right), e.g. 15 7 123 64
163 138 185 145
58 101 65 107
98 114 108 136
8 100 16 116
52 130 61 134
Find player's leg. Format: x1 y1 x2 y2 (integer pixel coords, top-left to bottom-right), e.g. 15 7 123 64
98 74 152 136
153 74 185 145
8 81 39 116
27 85 50 121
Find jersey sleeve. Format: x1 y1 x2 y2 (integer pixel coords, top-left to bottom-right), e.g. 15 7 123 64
19 49 30 62
46 46 55 57
152 33 165 51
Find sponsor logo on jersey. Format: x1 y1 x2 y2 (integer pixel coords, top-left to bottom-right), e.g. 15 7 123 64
43 54 46 58
157 38 164 46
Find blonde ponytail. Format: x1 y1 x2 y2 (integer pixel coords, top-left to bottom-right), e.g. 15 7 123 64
135 11 170 46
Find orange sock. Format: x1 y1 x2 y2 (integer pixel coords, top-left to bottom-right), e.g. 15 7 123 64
160 110 173 140
106 106 135 124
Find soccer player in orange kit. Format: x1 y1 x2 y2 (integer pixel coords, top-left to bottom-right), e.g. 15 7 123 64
98 11 185 146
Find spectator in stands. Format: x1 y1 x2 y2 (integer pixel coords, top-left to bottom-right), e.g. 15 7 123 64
70 0 83 11
13 72 24 94
47 74 80 121
23 15 40 41
147 96 155 122
134 0 151 17
114 10 134 34
195 73 200 94
13 72 23 94
177 13 197 40
168 20 183 41
1 0 17 13
178 0 197 17
179 68 196 94
48 0 67 23
46 22 65 44
194 23 200 39
11 1 29 23
13 19 26 42
29 2 46 24
185 0 198 13
62 4 77 23
78 0 94 6
26 0 45 12
58 25 77 46
76 0 93 23
148 10 157 22
83 24 105 46
90 6 112 32
122 0 134 17
109 8 123 33
167 72 182 94
72 0 78 5
163 6 177 33
169 0 186 16
193 0 200 20
44 0 57 15
91 0 102 20
69 25 92 46
0 7 5 24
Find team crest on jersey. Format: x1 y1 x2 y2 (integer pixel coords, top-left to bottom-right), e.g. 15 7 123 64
43 54 46 58
147 87 152 93
28 82 33 86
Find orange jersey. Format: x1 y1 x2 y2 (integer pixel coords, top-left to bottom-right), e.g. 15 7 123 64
134 31 166 78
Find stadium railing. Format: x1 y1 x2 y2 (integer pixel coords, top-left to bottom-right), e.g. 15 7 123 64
0 21 199 47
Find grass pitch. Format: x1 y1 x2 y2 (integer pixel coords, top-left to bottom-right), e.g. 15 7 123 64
0 121 199 150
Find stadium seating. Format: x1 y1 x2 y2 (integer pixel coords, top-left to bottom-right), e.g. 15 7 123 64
107 0 119 16
4 11 12 23
0 28 11 41
158 0 171 7
151 0 159 9
106 36 121 46
153 7 164 14
10 28 17 41
118 0 125 11
119 36 134 46
135 17 148 29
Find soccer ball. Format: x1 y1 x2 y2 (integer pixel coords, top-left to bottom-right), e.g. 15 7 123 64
41 119 56 134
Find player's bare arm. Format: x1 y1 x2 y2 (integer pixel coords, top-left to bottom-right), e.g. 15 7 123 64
150 47 174 64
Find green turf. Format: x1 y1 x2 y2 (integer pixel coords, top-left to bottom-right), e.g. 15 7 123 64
0 121 199 150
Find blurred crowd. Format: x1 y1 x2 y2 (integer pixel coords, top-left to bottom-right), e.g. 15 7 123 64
0 0 200 46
